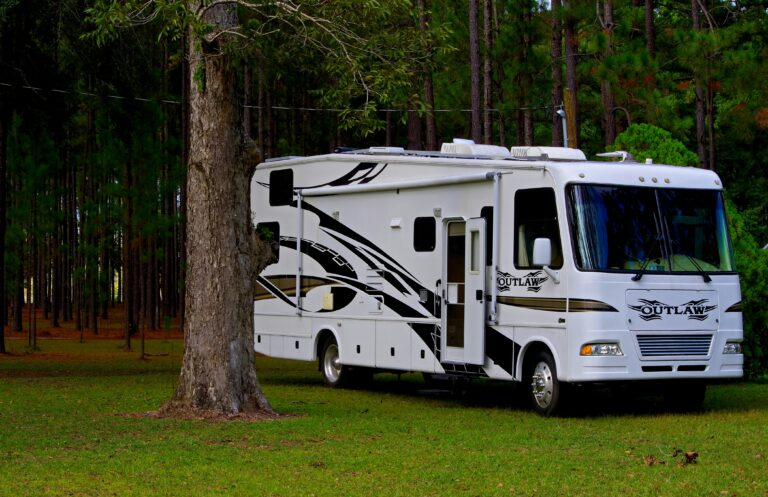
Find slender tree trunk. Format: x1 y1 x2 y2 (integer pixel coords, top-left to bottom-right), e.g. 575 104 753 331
645 0 655 57
491 2 506 147
564 8 580 148
0 91 8 352
407 97 422 150
163 2 273 416
599 0 617 146
13 263 22 332
469 0 482 143
515 3 534 146
707 84 716 171
551 0 564 146
482 0 493 144
691 0 707 169
123 110 134 351
418 0 437 151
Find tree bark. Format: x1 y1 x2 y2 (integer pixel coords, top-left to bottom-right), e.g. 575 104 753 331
692 0 707 169
551 0 564 146
407 96 422 150
418 0 437 151
599 0 617 147
0 92 7 352
564 6 580 148
163 2 273 417
482 0 493 144
645 0 655 57
469 0 482 143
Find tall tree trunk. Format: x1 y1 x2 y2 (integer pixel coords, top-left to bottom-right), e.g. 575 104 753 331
482 0 493 144
516 2 534 146
491 2 507 147
692 0 707 169
551 0 564 146
0 99 7 352
599 0 617 147
564 7 580 148
645 0 655 57
418 0 437 151
406 97 422 150
707 84 716 171
163 2 273 416
469 0 482 143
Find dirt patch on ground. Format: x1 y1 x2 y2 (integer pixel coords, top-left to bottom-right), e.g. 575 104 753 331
2 304 183 341
121 406 289 423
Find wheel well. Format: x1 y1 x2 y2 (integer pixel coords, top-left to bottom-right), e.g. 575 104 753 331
315 329 336 362
521 342 553 376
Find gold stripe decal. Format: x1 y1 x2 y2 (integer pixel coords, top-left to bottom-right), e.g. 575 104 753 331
255 275 335 300
569 299 619 312
725 302 742 312
496 296 618 312
497 296 567 312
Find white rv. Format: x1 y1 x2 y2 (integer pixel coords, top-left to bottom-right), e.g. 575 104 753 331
251 141 743 415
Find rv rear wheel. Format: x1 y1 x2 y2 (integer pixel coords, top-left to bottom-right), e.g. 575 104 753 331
526 350 566 416
320 337 346 387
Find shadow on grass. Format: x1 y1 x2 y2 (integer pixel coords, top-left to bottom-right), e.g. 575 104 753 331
264 371 767 418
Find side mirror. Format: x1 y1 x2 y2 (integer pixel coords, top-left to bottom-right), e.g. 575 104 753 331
533 238 552 267
533 238 560 285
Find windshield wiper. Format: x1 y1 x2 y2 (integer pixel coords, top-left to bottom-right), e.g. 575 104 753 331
631 234 662 282
681 253 712 282
663 218 712 283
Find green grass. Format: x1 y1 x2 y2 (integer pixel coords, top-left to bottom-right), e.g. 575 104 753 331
1 339 767 497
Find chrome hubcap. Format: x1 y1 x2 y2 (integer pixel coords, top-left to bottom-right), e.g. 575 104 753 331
531 361 554 408
323 343 342 383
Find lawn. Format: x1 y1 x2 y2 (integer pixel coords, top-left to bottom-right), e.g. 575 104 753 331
0 339 766 497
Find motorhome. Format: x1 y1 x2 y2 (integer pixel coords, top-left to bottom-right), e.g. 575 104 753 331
251 141 743 415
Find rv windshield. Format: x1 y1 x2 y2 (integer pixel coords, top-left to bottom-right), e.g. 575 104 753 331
567 184 735 274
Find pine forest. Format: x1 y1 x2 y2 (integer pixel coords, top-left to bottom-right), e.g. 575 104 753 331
0 0 766 375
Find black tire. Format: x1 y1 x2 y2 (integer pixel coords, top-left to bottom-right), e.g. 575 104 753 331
663 382 707 412
526 350 567 416
319 337 347 387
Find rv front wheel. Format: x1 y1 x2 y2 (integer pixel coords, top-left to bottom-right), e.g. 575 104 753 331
527 350 565 416
320 337 345 387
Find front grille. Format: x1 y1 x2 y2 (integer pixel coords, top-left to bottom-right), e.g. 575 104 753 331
637 334 712 357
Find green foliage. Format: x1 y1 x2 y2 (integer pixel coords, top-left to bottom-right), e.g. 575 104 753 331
726 198 768 378
612 124 699 166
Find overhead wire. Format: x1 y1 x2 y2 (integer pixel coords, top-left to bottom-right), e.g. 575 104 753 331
0 81 553 113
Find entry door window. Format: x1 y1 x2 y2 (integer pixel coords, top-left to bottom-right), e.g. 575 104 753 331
446 221 465 347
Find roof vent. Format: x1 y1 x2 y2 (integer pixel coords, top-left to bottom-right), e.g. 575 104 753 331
441 139 511 158
368 146 405 154
511 146 587 161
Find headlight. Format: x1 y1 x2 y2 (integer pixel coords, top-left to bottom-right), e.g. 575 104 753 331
580 343 623 356
723 342 742 354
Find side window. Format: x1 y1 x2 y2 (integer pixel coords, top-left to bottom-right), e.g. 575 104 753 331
256 222 280 262
480 206 493 264
413 217 436 252
514 188 563 269
269 169 293 206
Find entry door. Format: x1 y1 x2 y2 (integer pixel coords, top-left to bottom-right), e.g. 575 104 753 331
442 218 486 365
